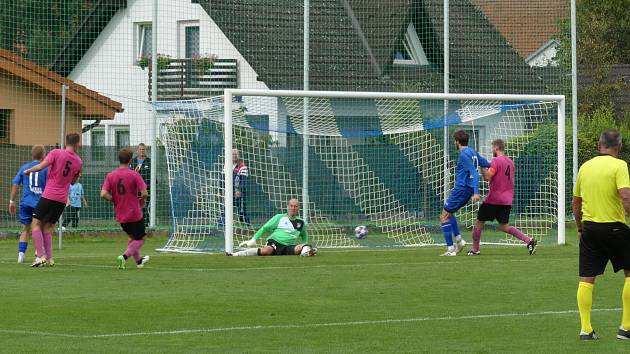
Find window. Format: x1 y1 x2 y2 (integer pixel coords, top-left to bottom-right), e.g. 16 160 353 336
91 129 106 161
185 26 200 59
136 23 152 61
0 109 10 143
393 23 429 66
114 128 130 150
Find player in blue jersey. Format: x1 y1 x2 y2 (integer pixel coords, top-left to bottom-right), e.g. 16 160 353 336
8 145 48 263
439 130 490 256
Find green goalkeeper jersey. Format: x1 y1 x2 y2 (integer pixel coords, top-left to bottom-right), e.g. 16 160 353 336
252 213 308 246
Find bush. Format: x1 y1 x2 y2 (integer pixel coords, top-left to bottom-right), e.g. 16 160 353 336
577 105 630 165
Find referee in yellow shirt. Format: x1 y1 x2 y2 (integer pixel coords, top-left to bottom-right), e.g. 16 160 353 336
573 129 630 340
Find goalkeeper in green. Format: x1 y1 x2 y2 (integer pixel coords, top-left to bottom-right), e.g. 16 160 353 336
228 198 317 257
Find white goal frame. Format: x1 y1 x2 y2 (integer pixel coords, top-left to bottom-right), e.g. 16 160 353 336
223 89 566 253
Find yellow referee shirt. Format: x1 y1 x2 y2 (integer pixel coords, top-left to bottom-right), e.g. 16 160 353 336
574 155 630 223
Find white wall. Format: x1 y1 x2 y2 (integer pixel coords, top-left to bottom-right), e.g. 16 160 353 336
70 0 271 147
526 40 559 68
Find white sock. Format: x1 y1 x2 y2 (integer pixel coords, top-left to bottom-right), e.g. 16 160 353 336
455 235 462 243
233 248 259 256
447 245 455 252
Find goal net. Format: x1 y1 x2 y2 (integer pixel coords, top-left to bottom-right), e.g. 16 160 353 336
154 90 565 253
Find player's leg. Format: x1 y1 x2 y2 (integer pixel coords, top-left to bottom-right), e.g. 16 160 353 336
74 207 80 228
449 215 466 253
439 209 455 255
577 223 607 340
231 245 273 256
17 224 30 263
440 188 472 256
619 269 630 340
118 237 132 269
604 224 630 339
294 244 317 256
133 224 150 269
469 220 484 256
30 217 46 266
42 223 55 266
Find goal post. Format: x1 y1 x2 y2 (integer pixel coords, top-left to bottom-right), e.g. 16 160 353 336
156 90 565 253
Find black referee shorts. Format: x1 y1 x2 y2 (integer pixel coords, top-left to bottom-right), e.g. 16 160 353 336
579 221 630 277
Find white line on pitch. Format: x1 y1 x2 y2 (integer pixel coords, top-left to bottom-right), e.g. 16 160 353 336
0 256 555 272
0 308 620 339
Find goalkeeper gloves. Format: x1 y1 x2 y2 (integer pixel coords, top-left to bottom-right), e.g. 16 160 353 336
239 238 257 248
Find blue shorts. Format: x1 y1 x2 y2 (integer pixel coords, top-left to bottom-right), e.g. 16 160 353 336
443 187 474 213
19 205 35 225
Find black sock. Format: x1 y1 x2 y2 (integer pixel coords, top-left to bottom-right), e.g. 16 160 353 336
123 255 128 260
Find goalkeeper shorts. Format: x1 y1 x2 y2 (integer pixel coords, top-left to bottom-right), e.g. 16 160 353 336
266 239 296 256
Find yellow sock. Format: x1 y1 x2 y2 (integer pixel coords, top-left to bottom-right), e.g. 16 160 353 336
577 281 594 333
622 278 630 330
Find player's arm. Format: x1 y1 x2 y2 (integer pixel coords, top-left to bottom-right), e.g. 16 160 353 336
481 160 497 181
100 176 113 202
240 214 280 248
464 152 481 196
252 214 280 240
81 186 88 207
477 152 491 169
8 184 18 214
24 160 49 175
616 163 630 215
573 169 583 234
572 196 583 234
136 173 149 207
100 189 113 202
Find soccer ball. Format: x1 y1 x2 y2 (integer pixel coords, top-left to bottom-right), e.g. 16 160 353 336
354 225 368 239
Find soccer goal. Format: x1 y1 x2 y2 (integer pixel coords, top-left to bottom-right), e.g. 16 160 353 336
154 90 565 253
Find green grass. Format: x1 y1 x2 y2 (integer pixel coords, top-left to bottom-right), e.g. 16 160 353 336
0 235 628 353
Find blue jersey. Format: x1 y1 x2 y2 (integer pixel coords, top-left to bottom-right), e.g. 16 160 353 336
12 161 48 208
68 183 84 208
454 147 490 194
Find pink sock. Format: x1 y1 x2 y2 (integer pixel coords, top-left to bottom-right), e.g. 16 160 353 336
507 227 530 244
123 239 134 258
132 240 144 262
32 230 45 258
43 232 53 260
472 226 482 252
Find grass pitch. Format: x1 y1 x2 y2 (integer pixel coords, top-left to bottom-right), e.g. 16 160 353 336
0 235 629 353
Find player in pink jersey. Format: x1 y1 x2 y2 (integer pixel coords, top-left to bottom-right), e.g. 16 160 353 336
25 133 83 267
101 148 150 269
468 139 537 256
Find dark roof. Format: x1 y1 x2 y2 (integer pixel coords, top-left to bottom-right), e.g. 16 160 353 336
200 0 548 94
48 0 549 95
51 0 127 77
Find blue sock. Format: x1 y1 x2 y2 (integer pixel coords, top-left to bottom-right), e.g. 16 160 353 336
18 241 27 253
441 222 453 246
449 215 461 238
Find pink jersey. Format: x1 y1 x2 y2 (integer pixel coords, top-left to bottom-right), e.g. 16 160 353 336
484 155 515 205
102 167 147 223
42 148 83 204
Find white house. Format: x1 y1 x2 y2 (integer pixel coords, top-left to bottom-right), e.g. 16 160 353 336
67 0 272 148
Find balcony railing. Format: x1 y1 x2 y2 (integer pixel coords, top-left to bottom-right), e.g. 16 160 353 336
148 58 238 100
